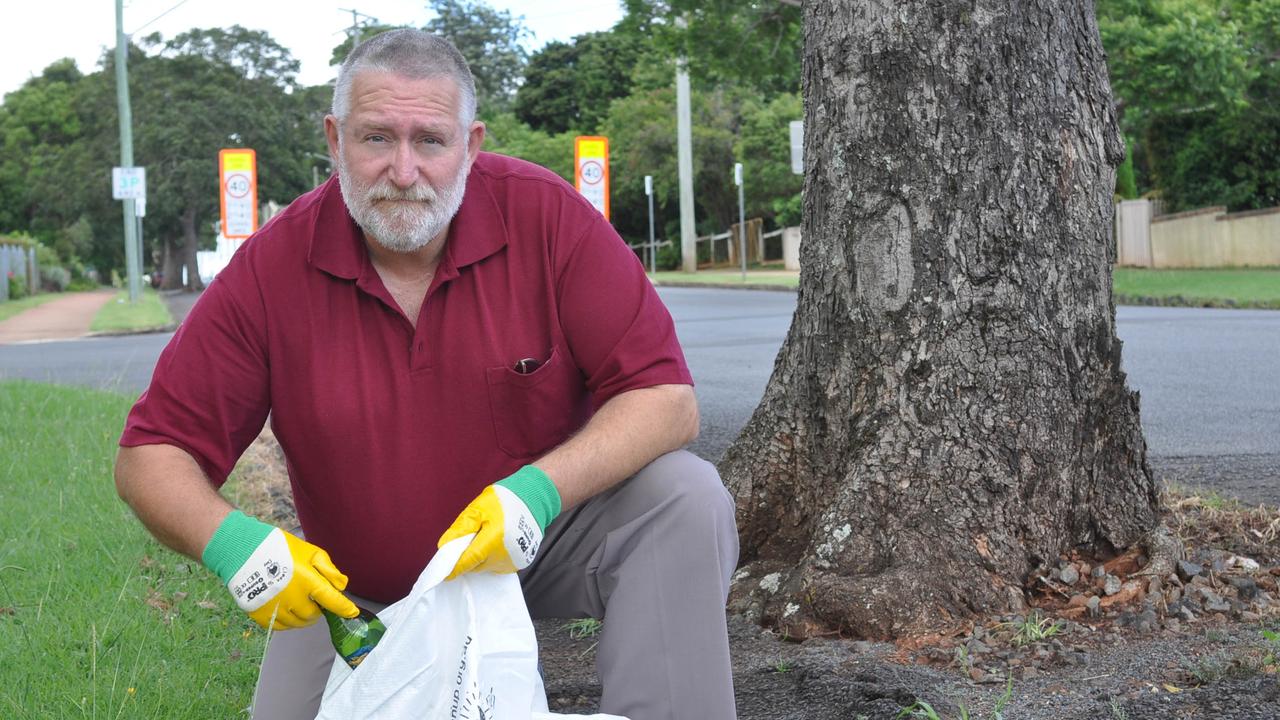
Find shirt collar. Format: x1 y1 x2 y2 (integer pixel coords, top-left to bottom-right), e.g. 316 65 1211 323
307 155 509 281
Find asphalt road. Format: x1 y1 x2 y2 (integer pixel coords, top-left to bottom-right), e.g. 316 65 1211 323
1 289 1276 497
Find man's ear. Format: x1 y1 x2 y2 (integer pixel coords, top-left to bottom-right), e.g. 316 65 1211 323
466 121 486 166
323 115 341 163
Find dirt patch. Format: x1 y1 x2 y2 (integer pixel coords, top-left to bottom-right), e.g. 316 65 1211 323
228 433 1280 719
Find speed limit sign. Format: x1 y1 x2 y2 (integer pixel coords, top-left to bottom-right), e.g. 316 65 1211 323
574 136 610 220
219 148 258 239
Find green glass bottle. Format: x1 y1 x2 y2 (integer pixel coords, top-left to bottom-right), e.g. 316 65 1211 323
324 606 387 668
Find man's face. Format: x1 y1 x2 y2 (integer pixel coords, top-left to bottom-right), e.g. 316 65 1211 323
325 71 485 253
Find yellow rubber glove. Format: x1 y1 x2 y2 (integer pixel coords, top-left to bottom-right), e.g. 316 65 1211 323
202 510 359 630
438 466 561 581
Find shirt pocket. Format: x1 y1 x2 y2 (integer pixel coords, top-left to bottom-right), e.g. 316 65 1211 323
485 347 581 459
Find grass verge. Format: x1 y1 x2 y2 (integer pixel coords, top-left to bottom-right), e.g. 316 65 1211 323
0 294 63 323
651 267 1280 307
0 380 262 718
1113 268 1280 309
90 289 174 333
650 270 801 289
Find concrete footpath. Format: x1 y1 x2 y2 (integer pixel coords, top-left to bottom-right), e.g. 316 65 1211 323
0 290 117 345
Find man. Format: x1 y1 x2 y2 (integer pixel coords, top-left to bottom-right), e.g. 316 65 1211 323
114 29 738 720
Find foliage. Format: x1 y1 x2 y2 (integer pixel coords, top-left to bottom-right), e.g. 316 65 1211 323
1098 0 1280 211
426 0 531 114
737 92 803 223
481 113 575 182
6 271 28 300
619 0 801 97
1116 149 1139 200
0 28 324 288
39 265 70 292
515 31 642 134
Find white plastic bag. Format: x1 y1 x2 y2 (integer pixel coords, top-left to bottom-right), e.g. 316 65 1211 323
315 536 624 720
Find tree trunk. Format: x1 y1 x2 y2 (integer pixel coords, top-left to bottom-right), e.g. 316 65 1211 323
160 238 183 291
721 0 1160 640
180 206 205 291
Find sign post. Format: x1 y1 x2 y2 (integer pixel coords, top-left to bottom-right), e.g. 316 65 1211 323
112 166 146 299
574 136 610 220
789 120 804 175
219 149 259 239
645 175 656 274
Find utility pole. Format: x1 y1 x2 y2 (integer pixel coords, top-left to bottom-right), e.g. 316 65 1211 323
675 57 696 273
115 0 141 302
339 8 379 51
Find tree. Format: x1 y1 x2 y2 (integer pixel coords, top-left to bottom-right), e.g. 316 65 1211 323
1098 0 1280 210
515 31 641 134
720 0 1159 639
426 0 530 114
132 27 312 290
620 0 801 96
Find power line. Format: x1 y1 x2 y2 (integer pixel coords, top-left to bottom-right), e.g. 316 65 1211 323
127 0 195 36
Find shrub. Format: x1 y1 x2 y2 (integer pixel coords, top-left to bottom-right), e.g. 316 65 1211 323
8 271 29 300
40 265 71 292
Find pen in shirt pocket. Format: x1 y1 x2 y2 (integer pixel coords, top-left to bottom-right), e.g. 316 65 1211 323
512 357 542 374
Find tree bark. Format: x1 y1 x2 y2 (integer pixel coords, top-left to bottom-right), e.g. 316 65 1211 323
721 0 1160 640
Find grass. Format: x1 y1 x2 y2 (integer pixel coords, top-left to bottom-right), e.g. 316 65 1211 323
1113 267 1280 308
650 267 1280 308
561 617 602 640
89 289 173 333
0 293 63 323
650 270 801 288
1005 612 1065 648
0 380 263 718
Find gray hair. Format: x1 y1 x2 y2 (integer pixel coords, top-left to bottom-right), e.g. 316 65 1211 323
331 29 477 128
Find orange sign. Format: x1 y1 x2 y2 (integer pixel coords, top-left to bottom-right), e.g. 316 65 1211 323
574 136 609 220
219 148 258 239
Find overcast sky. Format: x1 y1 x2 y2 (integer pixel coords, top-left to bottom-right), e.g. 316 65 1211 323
0 0 624 97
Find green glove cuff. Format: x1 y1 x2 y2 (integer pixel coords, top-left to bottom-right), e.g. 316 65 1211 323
201 510 275 585
497 465 561 532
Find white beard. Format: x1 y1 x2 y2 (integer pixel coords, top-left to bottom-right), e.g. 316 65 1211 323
336 144 470 253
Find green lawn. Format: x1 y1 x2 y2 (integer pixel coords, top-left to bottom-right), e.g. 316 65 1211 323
0 381 263 717
90 289 174 333
650 270 801 288
0 293 62 323
651 267 1280 308
1113 268 1280 308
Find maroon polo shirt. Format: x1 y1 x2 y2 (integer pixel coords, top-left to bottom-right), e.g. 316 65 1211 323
120 152 692 602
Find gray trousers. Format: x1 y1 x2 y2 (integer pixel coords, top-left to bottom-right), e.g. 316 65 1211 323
250 450 739 720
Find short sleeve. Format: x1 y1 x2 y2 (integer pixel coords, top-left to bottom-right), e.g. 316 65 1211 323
554 212 692 409
119 266 271 487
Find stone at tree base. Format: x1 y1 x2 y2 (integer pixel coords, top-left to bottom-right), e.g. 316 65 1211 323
1104 575 1123 596
1176 560 1204 581
1059 565 1080 586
